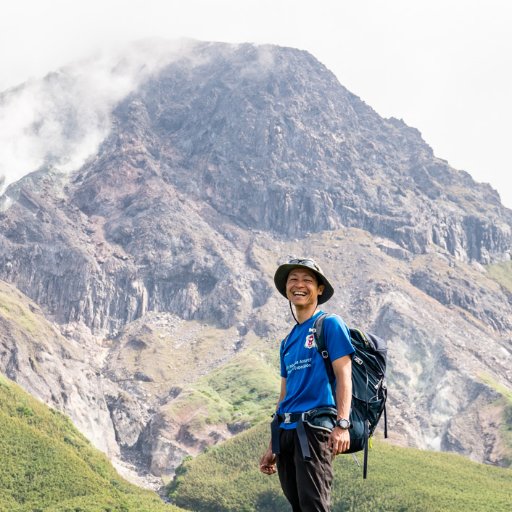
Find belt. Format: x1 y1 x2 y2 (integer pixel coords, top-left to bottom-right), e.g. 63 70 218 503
271 407 337 461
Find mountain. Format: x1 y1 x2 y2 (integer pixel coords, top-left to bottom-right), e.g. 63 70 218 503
0 40 511 489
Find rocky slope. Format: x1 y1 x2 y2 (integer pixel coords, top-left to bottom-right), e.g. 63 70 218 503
0 281 118 457
0 40 511 486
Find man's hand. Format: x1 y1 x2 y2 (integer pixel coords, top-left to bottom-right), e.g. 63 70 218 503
329 426 350 456
259 447 277 475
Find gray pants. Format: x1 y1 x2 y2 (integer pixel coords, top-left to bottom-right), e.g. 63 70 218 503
277 425 334 512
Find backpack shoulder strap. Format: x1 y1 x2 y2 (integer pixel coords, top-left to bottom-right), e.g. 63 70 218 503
313 313 335 386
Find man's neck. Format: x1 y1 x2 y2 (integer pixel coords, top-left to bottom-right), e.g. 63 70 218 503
295 305 319 324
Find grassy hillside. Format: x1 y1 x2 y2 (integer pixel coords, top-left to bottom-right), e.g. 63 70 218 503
478 373 512 465
161 343 280 433
487 260 512 293
0 374 185 512
168 422 512 512
0 280 61 342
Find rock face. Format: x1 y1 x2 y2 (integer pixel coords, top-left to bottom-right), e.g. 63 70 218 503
0 281 118 457
2 42 511 335
0 41 511 485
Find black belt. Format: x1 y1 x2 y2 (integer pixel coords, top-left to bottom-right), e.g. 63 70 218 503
271 407 337 461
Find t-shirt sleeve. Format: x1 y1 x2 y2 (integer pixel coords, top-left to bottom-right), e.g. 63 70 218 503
280 338 287 378
323 314 355 361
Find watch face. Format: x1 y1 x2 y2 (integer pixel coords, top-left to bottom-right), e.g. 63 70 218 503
337 419 350 429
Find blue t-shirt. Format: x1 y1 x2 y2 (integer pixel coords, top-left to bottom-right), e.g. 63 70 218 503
277 310 354 429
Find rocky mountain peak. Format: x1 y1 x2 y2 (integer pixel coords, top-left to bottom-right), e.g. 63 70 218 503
72 41 511 265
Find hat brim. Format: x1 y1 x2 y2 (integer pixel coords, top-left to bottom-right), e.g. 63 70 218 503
274 263 334 304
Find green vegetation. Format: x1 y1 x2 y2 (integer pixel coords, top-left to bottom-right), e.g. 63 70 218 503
486 259 512 292
479 373 512 402
478 373 512 465
0 282 49 337
164 346 280 431
200 347 280 423
168 422 512 512
0 374 184 512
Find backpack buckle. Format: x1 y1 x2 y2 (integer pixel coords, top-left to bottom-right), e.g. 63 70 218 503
320 350 329 359
284 413 292 423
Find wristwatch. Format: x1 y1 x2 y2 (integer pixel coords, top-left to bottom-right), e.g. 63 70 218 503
335 418 350 430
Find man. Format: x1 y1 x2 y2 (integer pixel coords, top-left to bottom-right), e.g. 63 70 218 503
259 258 354 512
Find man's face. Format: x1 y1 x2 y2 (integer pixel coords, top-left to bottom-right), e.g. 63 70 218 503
286 268 324 307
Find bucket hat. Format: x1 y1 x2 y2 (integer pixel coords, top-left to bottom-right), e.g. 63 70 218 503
274 258 334 304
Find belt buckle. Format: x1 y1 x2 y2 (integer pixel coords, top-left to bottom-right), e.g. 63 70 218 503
284 412 291 423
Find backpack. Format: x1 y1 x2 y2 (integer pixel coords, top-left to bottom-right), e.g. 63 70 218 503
313 313 388 479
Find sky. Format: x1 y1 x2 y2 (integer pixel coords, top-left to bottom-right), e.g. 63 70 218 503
1 0 511 208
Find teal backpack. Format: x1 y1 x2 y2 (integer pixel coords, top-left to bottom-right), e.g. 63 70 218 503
313 313 388 478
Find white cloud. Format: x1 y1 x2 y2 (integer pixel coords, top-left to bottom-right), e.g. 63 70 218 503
0 39 197 193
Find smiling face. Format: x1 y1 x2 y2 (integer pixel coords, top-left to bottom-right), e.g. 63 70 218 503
285 268 325 309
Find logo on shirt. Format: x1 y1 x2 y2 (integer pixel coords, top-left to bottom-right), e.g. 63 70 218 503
304 334 316 349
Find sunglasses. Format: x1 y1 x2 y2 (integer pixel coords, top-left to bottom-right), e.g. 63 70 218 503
288 258 320 271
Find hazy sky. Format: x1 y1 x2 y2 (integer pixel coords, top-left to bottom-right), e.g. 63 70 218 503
1 0 511 207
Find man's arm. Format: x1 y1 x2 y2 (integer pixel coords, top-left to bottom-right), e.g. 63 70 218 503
329 354 352 455
259 377 286 475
